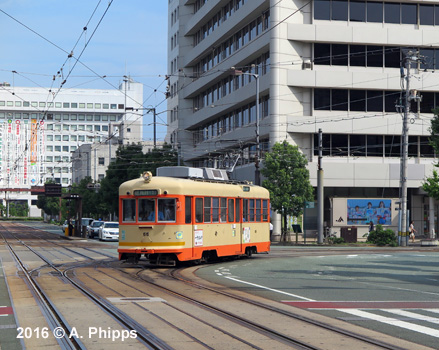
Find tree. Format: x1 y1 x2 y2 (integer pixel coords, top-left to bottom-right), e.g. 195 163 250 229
261 141 314 241
423 109 439 200
98 143 178 218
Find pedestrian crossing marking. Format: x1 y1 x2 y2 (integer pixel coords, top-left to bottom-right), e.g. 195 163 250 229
337 309 439 338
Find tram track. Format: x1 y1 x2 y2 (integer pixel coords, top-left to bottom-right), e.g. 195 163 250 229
0 222 173 349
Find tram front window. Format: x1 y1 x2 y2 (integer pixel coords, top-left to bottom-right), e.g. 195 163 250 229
158 198 176 222
139 198 155 222
122 199 136 222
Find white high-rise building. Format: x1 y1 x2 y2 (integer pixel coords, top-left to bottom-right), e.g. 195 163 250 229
0 79 143 216
168 0 439 239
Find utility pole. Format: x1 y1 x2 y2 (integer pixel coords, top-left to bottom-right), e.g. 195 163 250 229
400 51 421 246
317 129 324 244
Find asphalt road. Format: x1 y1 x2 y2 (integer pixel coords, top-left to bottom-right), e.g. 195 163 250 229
195 246 439 349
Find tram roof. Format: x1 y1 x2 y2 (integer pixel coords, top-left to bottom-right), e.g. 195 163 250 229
119 175 270 198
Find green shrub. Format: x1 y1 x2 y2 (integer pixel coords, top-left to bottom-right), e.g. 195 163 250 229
328 236 345 244
366 224 397 246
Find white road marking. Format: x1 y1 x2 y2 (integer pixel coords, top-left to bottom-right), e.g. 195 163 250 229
337 309 439 338
383 309 439 324
224 276 314 301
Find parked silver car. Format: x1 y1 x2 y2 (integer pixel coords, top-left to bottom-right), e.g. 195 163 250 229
87 220 104 239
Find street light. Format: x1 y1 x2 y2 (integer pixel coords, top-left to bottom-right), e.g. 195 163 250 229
231 66 260 185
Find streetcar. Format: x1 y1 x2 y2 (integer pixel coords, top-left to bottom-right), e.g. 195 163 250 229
118 166 270 266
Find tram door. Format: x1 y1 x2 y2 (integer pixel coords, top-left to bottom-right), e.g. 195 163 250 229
236 198 243 253
185 197 194 258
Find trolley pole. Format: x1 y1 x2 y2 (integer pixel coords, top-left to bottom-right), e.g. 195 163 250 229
317 129 324 244
400 51 421 246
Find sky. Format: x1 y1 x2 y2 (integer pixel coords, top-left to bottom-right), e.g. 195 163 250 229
0 0 169 141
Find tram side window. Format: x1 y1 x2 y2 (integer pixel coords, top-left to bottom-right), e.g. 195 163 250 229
243 199 249 222
256 199 261 221
262 199 268 221
204 197 212 222
220 198 227 222
158 198 176 222
138 198 155 222
249 199 255 222
196 198 204 223
228 199 235 222
122 199 136 222
212 197 220 222
185 197 192 224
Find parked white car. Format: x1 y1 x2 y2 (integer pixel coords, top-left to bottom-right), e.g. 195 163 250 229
98 222 119 241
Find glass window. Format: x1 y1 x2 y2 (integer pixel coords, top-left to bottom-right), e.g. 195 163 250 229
63 124 69 131
332 44 348 66
55 102 62 108
243 199 249 222
314 0 330 20
79 103 85 108
15 101 22 107
95 103 101 109
79 115 85 121
350 45 366 66
385 91 398 112
63 135 69 141
385 3 400 24
332 134 348 156
63 102 69 108
63 114 69 120
55 135 61 141
220 198 227 222
262 199 268 222
408 136 418 157
23 101 29 107
55 146 61 152
111 104 117 109
87 103 93 109
385 47 401 68
401 3 417 25
367 1 383 23
228 198 235 222
350 90 366 111
46 156 53 162
79 135 85 141
314 88 331 110
350 134 366 157
196 198 204 223
350 0 366 22
47 135 53 141
420 49 435 70
158 198 176 222
212 197 219 222
70 114 77 120
314 43 331 65
332 0 348 21
367 46 383 67
185 197 192 224
86 115 93 121
435 6 439 26
103 104 109 109
385 135 401 157
55 114 61 121
256 199 261 222
367 90 383 112
420 92 434 113
249 199 255 222
420 136 435 157
332 89 348 111
71 103 78 108
123 199 136 222
138 198 155 222
62 146 69 152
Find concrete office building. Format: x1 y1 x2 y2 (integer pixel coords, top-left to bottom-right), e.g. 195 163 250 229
168 0 439 239
0 79 143 216
71 140 164 185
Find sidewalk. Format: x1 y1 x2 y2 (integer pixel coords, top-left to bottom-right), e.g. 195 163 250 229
0 258 22 350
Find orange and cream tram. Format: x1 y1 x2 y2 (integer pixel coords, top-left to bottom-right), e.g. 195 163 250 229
118 167 270 265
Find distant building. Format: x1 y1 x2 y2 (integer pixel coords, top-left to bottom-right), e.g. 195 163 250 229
0 79 143 216
167 0 439 238
71 141 164 184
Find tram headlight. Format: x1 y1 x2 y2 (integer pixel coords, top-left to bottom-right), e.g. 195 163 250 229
142 171 152 183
